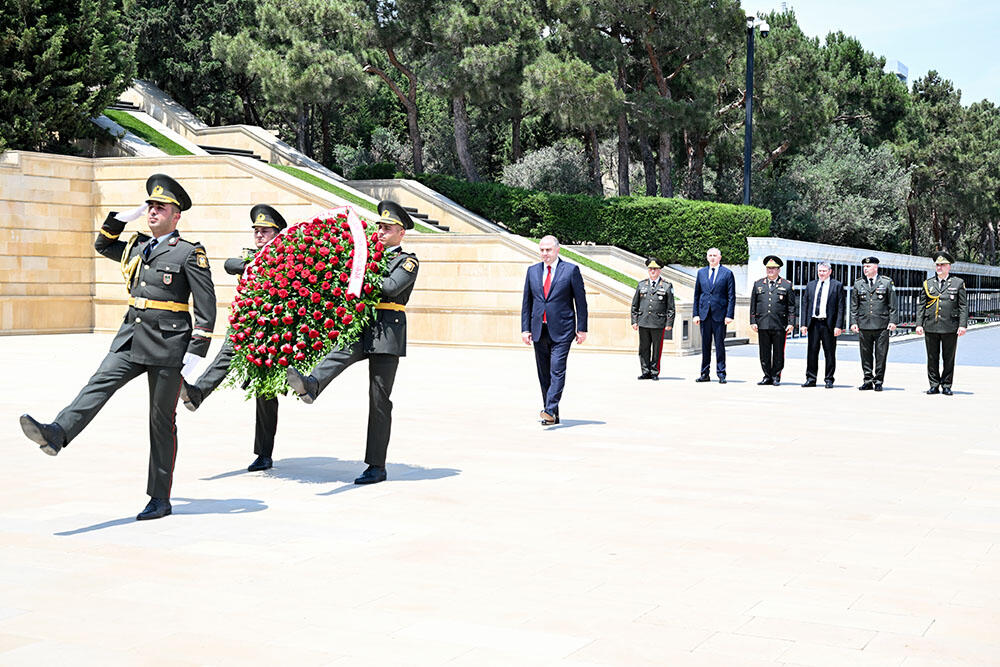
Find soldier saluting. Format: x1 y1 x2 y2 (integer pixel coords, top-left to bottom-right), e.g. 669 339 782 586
750 255 796 385
19 174 216 520
850 256 897 392
915 252 968 395
630 257 675 380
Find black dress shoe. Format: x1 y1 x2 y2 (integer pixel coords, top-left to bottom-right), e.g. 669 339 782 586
354 465 387 485
926 386 940 395
873 384 883 392
694 376 711 383
650 375 659 382
286 366 318 404
858 383 874 391
801 381 817 388
824 380 834 388
19 415 66 456
773 378 781 386
540 409 560 425
136 497 172 521
180 381 203 412
942 387 953 396
757 377 773 386
247 455 273 472
718 378 727 384
637 373 651 380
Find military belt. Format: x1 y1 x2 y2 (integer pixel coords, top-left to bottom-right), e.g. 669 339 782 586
129 297 190 312
375 302 405 312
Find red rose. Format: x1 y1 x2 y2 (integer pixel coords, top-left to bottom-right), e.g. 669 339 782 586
327 330 340 339
313 311 322 320
278 289 288 298
308 329 320 339
254 331 266 340
346 259 353 269
305 256 314 265
339 272 348 283
295 341 307 350
311 292 321 303
342 314 353 325
336 306 346 316
375 241 384 251
363 283 373 294
274 305 283 315
277 357 289 366
298 287 309 297
264 359 273 368
328 258 338 267
263 303 272 312
270 333 280 342
270 318 279 326
323 318 335 328
234 344 242 351
286 299 297 309
281 344 293 354
308 275 318 284
282 331 293 341
355 302 366 313
298 325 309 334
335 244 344 252
321 281 330 290
373 252 382 261
268 287 277 296
311 341 323 351
281 315 294 325
297 307 307 316
332 287 342 297
315 262 326 272
267 345 277 355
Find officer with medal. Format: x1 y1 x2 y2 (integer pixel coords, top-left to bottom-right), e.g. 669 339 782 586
286 200 418 485
850 256 897 391
630 257 675 380
750 255 796 385
181 205 287 470
19 174 216 520
915 252 968 395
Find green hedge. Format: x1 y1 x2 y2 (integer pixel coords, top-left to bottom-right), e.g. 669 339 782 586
415 173 770 264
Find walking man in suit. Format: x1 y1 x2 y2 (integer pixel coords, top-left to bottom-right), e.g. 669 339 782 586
181 205 287 472
631 257 675 380
521 235 588 425
750 255 796 386
692 247 735 383
850 256 897 392
800 261 845 388
19 174 216 520
915 252 968 395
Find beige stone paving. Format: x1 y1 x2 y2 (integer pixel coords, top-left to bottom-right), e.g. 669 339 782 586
1 333 999 665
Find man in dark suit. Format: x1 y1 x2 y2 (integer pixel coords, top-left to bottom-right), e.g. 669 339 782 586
521 235 588 425
181 205 287 472
750 255 796 385
19 174 216 520
799 261 846 388
915 252 968 395
692 247 735 383
286 201 418 485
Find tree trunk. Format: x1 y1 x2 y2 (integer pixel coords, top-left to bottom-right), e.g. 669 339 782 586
638 131 657 196
452 94 478 182
986 221 997 265
684 129 707 200
320 106 331 168
585 127 603 196
406 101 424 174
511 98 523 163
658 130 673 198
617 111 630 196
296 104 307 154
906 200 919 255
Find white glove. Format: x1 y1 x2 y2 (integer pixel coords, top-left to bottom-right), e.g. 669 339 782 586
181 352 203 382
115 203 148 223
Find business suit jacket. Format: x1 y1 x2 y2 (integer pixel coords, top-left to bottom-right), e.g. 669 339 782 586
692 265 736 322
801 278 846 329
522 260 588 343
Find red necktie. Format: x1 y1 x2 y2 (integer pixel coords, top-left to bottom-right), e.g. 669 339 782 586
542 265 552 323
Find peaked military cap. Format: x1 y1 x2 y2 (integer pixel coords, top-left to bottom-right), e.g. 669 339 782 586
861 256 879 265
933 251 954 264
644 257 663 269
145 173 191 211
763 255 783 268
377 200 414 230
250 204 287 231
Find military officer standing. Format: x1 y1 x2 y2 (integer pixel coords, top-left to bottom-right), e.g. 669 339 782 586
631 257 675 380
181 205 287 471
19 174 216 520
850 256 897 391
915 252 968 395
286 200 418 485
750 255 796 385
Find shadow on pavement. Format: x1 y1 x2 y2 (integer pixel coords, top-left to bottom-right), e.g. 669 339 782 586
545 419 605 430
54 497 268 535
204 456 460 486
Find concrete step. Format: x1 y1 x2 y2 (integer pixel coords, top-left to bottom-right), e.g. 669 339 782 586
198 145 265 161
107 101 141 111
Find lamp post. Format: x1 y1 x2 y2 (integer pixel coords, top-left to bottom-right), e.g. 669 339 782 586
743 14 769 206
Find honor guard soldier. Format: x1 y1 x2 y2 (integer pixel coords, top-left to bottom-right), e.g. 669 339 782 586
631 257 676 380
181 205 287 470
750 255 796 385
850 256 897 391
19 174 216 520
286 200 418 485
915 252 968 395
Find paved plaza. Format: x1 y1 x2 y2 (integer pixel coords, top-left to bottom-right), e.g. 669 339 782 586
1 330 999 666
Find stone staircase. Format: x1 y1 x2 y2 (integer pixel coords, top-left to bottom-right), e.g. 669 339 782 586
403 205 449 232
197 144 265 162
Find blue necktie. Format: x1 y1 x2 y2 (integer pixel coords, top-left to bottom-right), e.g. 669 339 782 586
143 239 158 260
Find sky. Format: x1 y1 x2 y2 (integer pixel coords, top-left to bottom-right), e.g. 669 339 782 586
762 0 1000 106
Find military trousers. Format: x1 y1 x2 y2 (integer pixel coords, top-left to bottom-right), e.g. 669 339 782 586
805 319 837 384
924 331 958 389
858 328 891 386
311 341 400 467
53 349 181 499
638 327 665 377
756 328 787 381
194 339 279 457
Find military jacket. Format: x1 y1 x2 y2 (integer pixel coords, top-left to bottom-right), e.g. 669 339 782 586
916 276 968 333
850 274 897 330
750 277 796 330
363 248 418 357
631 279 676 329
95 212 217 366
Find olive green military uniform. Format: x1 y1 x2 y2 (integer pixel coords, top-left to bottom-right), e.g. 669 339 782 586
309 247 419 467
52 212 216 499
630 278 675 378
916 275 968 390
850 275 897 388
750 277 796 382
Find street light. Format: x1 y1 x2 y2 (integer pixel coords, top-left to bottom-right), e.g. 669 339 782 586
743 14 769 206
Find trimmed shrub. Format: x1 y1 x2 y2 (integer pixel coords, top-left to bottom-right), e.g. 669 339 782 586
416 174 771 264
351 162 397 180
